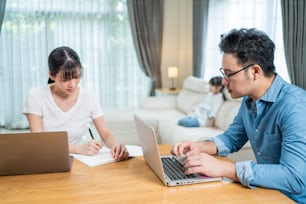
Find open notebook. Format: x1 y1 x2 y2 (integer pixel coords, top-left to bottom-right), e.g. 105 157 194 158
70 145 143 167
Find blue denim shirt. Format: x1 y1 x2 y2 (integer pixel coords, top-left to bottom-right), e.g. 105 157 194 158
214 75 306 203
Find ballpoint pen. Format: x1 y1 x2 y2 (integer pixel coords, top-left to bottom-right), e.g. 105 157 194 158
89 128 102 148
89 128 95 140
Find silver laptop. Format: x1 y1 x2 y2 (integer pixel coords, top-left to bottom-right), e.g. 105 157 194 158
134 114 221 186
0 131 73 176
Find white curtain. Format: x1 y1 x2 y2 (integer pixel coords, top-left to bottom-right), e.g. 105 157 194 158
0 0 149 128
203 0 290 82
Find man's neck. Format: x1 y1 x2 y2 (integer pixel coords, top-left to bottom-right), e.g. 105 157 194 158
251 74 276 101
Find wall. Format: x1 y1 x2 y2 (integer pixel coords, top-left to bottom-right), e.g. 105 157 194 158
161 0 193 89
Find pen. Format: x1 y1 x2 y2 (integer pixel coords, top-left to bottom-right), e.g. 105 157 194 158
89 128 94 140
89 128 102 148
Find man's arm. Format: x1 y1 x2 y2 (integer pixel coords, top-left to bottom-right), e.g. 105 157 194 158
196 140 218 155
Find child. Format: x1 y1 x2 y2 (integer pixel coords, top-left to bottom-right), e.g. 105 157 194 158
23 46 129 161
178 76 224 128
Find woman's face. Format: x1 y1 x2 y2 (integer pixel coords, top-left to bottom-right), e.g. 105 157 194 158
49 67 81 95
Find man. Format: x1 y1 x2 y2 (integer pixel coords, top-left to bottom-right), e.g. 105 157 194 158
171 28 306 203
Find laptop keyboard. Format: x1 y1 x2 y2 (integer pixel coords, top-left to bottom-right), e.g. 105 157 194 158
161 157 197 180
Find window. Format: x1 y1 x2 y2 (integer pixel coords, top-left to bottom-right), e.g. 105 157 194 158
203 0 289 82
0 0 149 128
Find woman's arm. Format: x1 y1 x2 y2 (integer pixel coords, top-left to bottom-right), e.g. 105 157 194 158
24 113 44 132
207 117 216 127
93 116 117 148
93 116 129 161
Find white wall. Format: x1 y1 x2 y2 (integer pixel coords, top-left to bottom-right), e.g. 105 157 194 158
161 0 193 89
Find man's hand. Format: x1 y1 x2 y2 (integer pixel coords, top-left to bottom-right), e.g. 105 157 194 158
171 141 201 157
183 151 237 180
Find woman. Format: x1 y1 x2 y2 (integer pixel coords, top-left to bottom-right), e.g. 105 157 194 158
23 46 129 161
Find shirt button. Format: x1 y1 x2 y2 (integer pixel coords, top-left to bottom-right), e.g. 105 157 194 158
257 152 261 156
256 128 258 132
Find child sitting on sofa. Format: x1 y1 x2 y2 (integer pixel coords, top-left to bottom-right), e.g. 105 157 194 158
178 76 224 128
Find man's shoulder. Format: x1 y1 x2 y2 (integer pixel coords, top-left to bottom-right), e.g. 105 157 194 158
271 75 306 102
281 82 306 102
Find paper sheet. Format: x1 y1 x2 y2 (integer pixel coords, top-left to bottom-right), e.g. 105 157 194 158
71 145 143 167
126 145 143 157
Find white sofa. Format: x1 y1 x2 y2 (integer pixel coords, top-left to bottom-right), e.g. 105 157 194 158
102 76 255 161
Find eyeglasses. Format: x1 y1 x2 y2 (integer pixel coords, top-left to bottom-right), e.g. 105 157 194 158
219 64 255 81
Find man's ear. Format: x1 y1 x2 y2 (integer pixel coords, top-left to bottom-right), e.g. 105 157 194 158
252 65 261 80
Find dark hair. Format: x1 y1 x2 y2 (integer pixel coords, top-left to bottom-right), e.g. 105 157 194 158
47 46 82 84
209 76 226 100
219 28 275 77
209 76 223 87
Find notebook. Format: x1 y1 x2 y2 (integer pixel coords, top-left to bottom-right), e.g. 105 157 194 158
134 114 221 186
0 131 73 176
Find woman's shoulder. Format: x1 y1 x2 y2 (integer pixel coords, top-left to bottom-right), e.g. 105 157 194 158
78 88 101 106
79 88 97 98
28 85 50 95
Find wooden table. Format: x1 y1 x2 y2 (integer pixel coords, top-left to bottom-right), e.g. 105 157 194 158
0 144 294 203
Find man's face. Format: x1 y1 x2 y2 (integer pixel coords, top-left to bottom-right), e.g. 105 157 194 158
220 53 252 98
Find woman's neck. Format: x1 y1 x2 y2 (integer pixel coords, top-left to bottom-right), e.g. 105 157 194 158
49 84 80 112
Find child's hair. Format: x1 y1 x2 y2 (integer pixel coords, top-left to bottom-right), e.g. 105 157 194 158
209 76 226 100
47 46 82 84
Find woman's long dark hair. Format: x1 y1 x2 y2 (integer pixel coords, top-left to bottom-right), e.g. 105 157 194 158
47 46 82 84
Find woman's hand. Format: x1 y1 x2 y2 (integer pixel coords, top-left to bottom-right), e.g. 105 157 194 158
111 144 129 161
70 140 102 156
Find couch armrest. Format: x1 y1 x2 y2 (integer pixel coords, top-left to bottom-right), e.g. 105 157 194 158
139 96 177 109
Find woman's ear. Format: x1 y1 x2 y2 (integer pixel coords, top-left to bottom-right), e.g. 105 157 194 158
48 71 55 81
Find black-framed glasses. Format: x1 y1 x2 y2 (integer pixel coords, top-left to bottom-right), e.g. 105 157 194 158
219 64 255 81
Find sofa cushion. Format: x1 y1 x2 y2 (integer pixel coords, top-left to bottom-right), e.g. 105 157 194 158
158 120 224 144
176 76 209 114
176 89 208 114
215 100 241 130
182 76 209 93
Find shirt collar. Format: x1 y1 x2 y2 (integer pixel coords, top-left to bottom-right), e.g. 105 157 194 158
259 74 284 103
245 74 285 105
